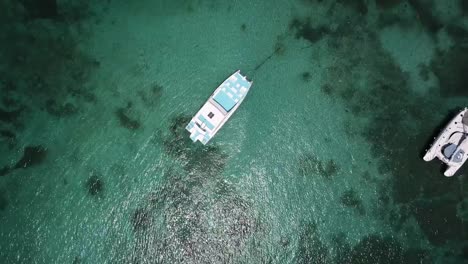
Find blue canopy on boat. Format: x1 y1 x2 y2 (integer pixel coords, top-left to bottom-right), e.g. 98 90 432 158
213 72 250 112
213 91 236 112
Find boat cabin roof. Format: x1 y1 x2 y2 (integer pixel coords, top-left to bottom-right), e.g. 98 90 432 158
213 72 250 112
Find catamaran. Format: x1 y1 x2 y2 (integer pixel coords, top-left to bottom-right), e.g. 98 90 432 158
186 70 252 145
423 108 468 177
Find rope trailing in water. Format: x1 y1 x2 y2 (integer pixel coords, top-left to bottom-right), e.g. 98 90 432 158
249 30 296 78
250 46 282 78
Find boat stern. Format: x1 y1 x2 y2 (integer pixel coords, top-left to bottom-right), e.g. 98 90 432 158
186 120 212 145
423 151 434 161
444 167 456 177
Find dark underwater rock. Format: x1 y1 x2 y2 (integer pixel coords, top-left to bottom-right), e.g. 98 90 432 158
412 199 465 246
445 24 468 43
340 189 365 215
132 208 152 232
2 97 19 108
86 175 104 196
69 87 97 103
0 107 22 125
240 23 247 31
332 233 352 263
0 0 99 135
338 0 368 15
0 129 16 148
72 256 81 264
0 129 15 140
298 153 319 176
0 166 11 177
280 237 290 247
343 235 433 263
183 145 227 177
463 1 468 15
45 99 78 117
431 46 468 98
298 153 339 179
115 106 141 131
402 248 433 264
290 18 330 44
169 115 191 137
301 72 311 82
334 233 432 263
138 83 163 107
407 0 442 34
296 222 331 264
0 145 47 176
320 84 334 95
347 235 404 264
0 191 8 211
163 115 193 157
20 0 58 20
14 145 47 169
462 245 468 260
375 0 401 9
319 159 339 178
130 165 257 262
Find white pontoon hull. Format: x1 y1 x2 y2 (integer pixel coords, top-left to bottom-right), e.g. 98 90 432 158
423 108 468 177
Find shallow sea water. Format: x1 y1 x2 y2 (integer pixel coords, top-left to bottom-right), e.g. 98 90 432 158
0 0 467 263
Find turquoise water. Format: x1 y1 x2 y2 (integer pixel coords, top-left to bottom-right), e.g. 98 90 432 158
1 0 467 263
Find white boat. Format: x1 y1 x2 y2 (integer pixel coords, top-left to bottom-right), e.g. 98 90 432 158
423 108 468 177
186 70 252 145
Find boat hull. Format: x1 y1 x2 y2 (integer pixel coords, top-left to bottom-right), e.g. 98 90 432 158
186 70 252 145
423 108 468 177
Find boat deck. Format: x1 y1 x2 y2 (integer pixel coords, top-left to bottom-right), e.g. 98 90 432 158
186 71 252 145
